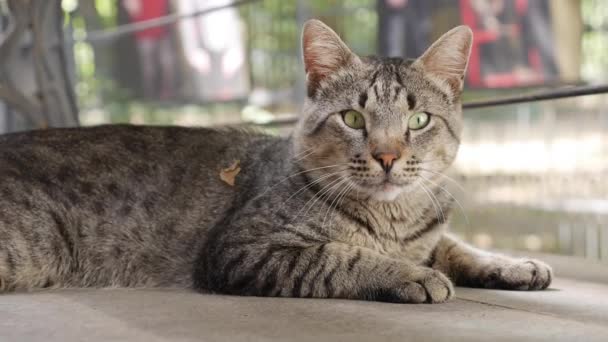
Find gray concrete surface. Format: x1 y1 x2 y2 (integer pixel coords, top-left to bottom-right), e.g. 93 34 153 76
1 277 608 342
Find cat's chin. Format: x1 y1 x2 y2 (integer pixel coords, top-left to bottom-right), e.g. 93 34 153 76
368 183 405 202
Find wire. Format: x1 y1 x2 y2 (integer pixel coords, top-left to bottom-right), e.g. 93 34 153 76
76 0 262 43
257 83 608 127
67 1 608 125
462 84 608 109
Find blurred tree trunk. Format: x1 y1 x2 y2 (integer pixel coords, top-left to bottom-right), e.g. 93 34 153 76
0 0 79 132
77 1 114 83
550 0 582 83
78 1 104 31
113 0 144 98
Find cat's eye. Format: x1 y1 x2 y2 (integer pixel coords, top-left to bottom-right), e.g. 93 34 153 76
408 112 430 130
342 110 366 129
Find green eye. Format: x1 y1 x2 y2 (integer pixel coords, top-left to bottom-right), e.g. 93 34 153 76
342 110 366 129
408 112 430 130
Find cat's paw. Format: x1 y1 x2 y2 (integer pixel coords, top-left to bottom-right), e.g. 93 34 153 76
377 268 454 304
417 268 454 303
482 258 552 290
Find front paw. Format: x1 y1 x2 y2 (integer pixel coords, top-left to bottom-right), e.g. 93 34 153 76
482 258 552 290
376 268 454 304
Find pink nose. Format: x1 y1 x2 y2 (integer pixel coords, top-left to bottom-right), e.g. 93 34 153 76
373 151 400 173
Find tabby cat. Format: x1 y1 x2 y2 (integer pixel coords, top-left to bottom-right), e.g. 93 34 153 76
0 20 551 303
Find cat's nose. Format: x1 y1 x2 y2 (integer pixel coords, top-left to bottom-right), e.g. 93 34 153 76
373 151 400 173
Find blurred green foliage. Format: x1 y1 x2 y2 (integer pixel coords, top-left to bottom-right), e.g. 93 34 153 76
582 0 608 82
64 0 608 125
95 0 118 27
241 0 376 90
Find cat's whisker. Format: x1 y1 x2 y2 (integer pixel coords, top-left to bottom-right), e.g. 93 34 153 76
277 170 346 212
328 182 354 227
418 182 445 224
297 178 345 223
294 176 346 222
416 158 443 163
414 160 446 172
284 163 349 179
404 179 425 219
417 168 466 193
293 146 314 157
425 184 447 224
426 184 447 224
405 181 426 219
253 163 348 202
330 182 355 225
301 176 351 222
292 149 317 163
320 181 348 230
419 175 471 229
322 179 353 230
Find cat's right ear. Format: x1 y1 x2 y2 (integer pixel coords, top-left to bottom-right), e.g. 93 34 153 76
413 25 473 97
302 19 360 97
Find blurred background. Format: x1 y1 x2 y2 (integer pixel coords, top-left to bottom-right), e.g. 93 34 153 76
0 0 606 262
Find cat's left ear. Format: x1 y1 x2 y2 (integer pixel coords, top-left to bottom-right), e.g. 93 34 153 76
414 26 473 97
302 19 360 97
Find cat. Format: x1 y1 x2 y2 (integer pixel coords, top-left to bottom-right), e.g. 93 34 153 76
0 20 551 303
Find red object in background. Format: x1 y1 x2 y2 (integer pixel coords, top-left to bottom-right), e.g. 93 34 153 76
459 0 544 88
127 0 169 40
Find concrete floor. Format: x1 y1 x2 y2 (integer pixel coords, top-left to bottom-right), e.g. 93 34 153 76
1 276 608 342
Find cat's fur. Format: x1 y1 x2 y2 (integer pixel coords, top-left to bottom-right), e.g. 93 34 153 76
0 20 551 302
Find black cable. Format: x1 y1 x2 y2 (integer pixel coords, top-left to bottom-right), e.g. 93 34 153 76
68 1 608 123
258 84 608 127
462 84 608 109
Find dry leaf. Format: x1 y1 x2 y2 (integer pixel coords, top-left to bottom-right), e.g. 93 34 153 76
220 160 241 186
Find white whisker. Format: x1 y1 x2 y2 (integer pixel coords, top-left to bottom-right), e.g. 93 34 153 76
292 147 314 159
292 149 317 163
294 176 346 221
418 182 445 224
418 168 466 193
253 163 348 202
322 180 353 230
277 170 345 213
419 174 470 229
406 181 426 219
331 182 355 223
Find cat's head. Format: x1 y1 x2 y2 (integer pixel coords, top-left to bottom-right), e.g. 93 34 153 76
293 20 472 203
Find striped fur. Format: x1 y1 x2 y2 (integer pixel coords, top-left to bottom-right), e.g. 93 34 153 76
0 21 551 302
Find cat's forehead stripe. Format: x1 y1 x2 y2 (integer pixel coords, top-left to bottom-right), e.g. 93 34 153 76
407 94 416 110
366 63 422 110
359 92 368 109
394 70 404 87
393 86 402 103
369 69 380 86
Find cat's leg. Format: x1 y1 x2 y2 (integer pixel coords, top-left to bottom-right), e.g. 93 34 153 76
430 234 552 290
200 242 454 303
0 248 10 292
0 213 75 292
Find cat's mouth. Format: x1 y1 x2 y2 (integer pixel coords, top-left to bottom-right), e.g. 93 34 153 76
370 181 405 202
354 174 412 188
380 180 399 190
352 179 408 202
